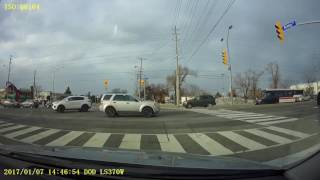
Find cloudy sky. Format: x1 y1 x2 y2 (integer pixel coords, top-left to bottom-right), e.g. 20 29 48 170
0 0 320 95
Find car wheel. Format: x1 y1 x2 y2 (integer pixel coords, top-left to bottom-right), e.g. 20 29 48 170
142 107 153 118
80 104 89 112
57 105 65 113
105 107 116 117
187 104 192 108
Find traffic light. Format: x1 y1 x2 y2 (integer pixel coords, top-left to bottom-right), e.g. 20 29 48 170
275 21 285 42
222 49 228 65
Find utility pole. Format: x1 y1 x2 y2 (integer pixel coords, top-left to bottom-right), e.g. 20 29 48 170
33 70 36 100
138 57 145 99
52 71 55 102
7 55 13 84
174 26 180 106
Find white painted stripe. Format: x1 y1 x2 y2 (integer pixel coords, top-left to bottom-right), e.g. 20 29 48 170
21 129 60 143
157 134 185 153
217 112 263 116
218 131 266 150
0 125 26 133
188 133 233 155
119 134 141 150
83 133 110 147
219 114 269 119
236 116 275 120
259 118 298 125
0 120 5 123
245 129 292 144
46 131 84 146
245 117 287 123
265 126 309 138
5 127 41 138
0 123 14 128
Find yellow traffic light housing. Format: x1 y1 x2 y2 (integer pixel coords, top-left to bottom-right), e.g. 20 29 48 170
222 49 228 65
275 21 285 42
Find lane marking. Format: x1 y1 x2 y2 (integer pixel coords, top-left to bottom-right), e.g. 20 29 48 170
119 134 141 150
46 131 84 146
20 129 60 143
188 133 233 155
218 131 266 150
0 125 26 133
83 133 110 147
259 118 298 125
265 126 309 138
157 134 186 153
245 129 292 144
5 126 41 138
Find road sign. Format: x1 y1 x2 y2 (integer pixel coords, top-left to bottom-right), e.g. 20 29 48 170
104 80 109 87
283 20 296 31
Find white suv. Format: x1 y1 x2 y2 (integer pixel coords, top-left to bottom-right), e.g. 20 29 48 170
99 94 160 117
52 96 91 113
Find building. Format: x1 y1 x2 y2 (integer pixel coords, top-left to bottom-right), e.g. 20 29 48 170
289 81 320 95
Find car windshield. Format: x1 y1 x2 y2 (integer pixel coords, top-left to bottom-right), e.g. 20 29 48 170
1 0 320 175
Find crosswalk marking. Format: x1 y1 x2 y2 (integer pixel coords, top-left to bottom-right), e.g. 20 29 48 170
0 123 14 128
218 131 266 150
0 125 26 133
83 133 110 147
236 116 275 120
46 131 84 146
245 117 287 123
157 134 185 153
20 129 60 143
259 118 298 125
219 114 267 118
119 134 141 150
266 126 309 138
244 129 292 144
188 133 233 155
188 109 299 125
5 127 41 138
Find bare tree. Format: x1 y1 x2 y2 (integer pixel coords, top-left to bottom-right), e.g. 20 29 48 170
266 62 280 89
249 70 264 98
234 71 251 102
145 83 168 103
166 66 197 102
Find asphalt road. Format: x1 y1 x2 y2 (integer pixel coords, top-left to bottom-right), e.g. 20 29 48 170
0 101 319 167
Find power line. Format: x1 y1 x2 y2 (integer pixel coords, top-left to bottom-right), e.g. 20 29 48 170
184 0 236 65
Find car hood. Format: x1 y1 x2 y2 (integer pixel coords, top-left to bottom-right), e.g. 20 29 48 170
0 145 276 170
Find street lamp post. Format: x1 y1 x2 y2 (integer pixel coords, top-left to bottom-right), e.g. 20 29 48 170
227 25 233 105
221 25 234 105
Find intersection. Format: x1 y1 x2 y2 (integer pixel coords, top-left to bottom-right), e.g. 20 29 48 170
0 101 319 166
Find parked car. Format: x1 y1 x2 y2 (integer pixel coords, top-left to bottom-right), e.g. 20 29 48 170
1 99 20 108
183 95 216 108
99 94 160 117
20 100 34 108
52 96 91 113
